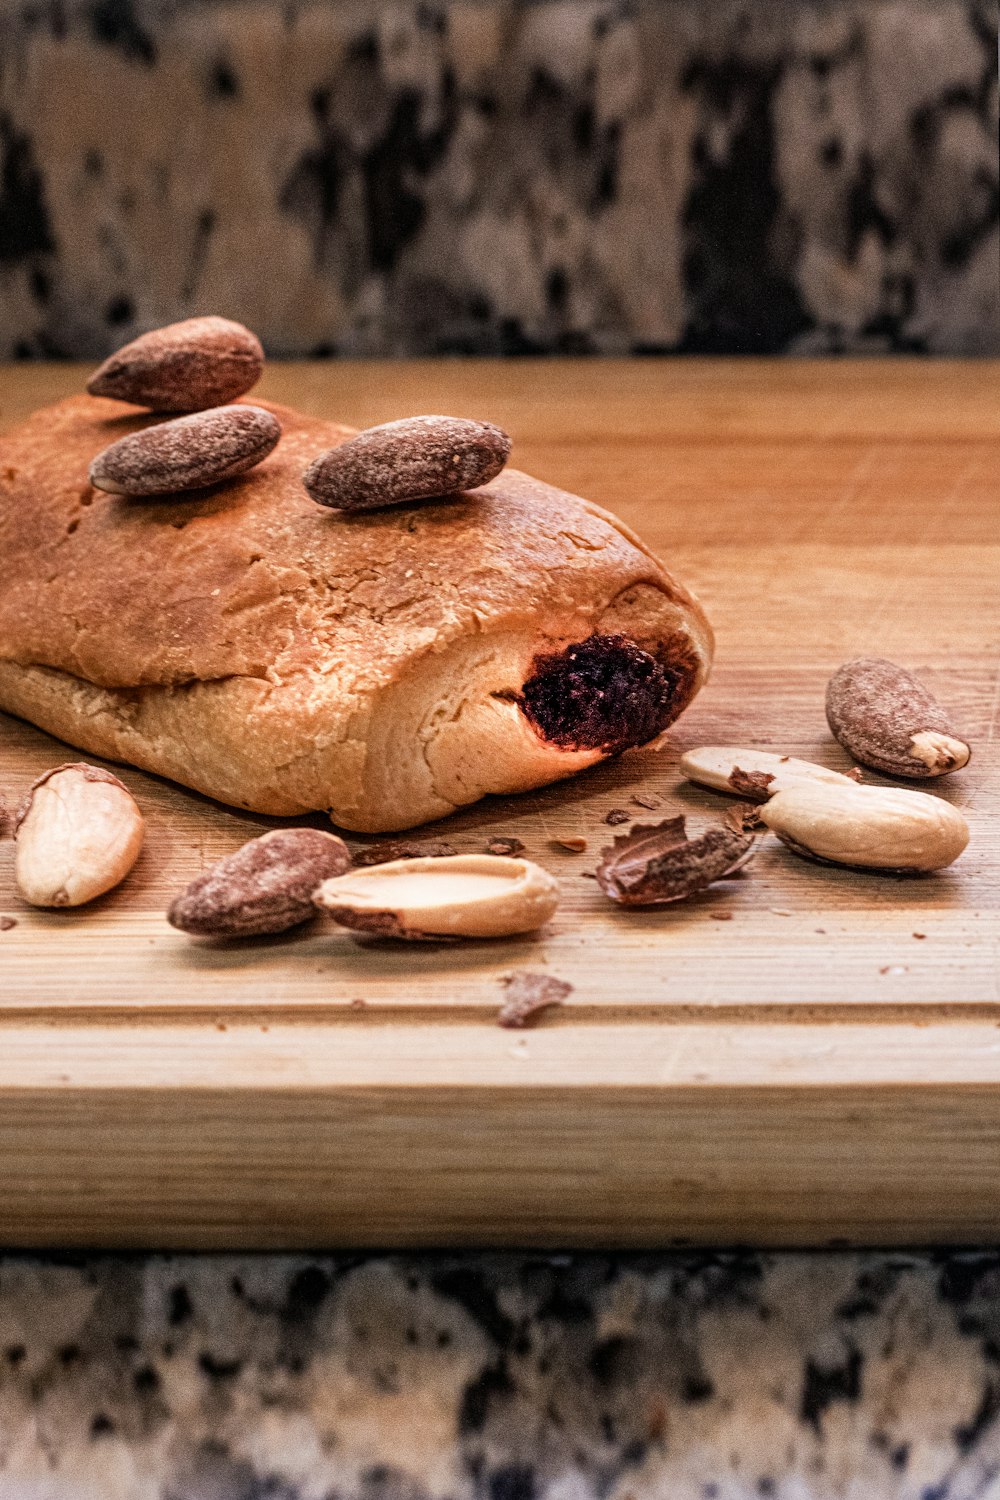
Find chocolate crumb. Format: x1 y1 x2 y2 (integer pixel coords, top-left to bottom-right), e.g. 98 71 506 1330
0 915 17 931
354 839 458 867
498 971 572 1028
913 932 926 940
605 809 631 825
724 802 764 835
846 767 864 782
553 836 588 852
486 837 526 857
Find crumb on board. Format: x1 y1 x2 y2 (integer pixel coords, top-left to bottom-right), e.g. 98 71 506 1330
498 971 573 1028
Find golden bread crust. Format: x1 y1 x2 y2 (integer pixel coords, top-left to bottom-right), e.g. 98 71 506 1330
0 395 713 831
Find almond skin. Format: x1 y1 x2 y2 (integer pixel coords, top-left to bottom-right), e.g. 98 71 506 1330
87 316 264 412
304 416 511 511
89 405 281 497
14 763 144 907
168 828 351 937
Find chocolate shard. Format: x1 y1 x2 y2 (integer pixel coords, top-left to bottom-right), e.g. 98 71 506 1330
595 814 758 907
728 766 776 800
498 971 572 1028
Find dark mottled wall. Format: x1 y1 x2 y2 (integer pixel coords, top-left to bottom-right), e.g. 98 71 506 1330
0 0 996 357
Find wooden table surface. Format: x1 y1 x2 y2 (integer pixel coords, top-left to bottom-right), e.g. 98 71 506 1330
1 359 997 1249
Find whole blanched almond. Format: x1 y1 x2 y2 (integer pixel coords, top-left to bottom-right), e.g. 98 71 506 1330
826 658 971 778
313 854 559 939
304 416 511 511
14 763 144 907
168 828 351 937
89 405 281 497
87 316 264 412
760 781 968 872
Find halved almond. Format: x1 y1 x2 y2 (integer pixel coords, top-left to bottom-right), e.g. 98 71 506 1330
680 746 859 799
313 854 559 939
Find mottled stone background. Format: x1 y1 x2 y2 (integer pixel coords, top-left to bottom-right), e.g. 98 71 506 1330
0 0 996 358
5 1250 1000 1499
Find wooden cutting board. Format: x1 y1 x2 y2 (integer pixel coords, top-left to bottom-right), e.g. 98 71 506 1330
1 359 997 1249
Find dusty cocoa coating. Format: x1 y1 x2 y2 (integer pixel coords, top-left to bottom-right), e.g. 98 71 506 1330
304 416 511 511
168 828 350 936
519 634 683 754
89 405 281 497
826 657 970 778
87 317 264 412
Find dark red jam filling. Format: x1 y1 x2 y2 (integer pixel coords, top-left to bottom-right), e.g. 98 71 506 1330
519 633 679 755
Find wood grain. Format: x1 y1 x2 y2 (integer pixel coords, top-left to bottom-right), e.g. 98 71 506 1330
0 359 997 1247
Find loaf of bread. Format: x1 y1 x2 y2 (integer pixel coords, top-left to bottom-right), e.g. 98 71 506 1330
0 396 713 831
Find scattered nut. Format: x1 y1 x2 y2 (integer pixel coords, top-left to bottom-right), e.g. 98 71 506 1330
605 808 631 825
630 793 662 810
14 763 144 907
168 828 350 937
680 746 859 799
498 971 572 1028
87 316 264 411
303 415 511 511
708 911 733 921
553 836 588 853
89 404 281 497
353 839 458 867
0 915 17 931
826 657 971 778
759 782 969 872
486 837 526 857
313 854 559 939
595 814 758 906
